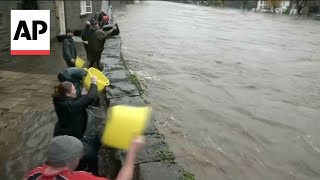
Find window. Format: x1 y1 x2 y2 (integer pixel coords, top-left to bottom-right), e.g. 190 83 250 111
80 0 92 15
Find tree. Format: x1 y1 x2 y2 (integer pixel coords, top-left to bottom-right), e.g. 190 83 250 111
295 0 307 15
267 0 282 13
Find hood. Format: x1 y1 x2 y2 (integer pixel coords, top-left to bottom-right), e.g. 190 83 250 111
102 15 109 22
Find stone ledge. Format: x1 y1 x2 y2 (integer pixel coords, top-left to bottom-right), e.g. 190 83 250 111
106 81 140 99
109 96 145 106
103 70 129 83
136 162 182 180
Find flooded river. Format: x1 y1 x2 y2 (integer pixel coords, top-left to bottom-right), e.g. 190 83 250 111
115 1 320 180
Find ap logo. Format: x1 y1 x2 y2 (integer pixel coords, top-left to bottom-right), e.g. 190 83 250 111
11 10 50 55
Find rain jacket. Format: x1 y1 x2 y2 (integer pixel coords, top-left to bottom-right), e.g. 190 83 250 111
62 36 77 67
87 26 113 55
53 83 97 139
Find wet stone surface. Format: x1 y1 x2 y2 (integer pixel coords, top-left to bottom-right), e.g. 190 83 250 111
103 70 129 83
101 57 123 66
109 96 145 106
106 81 140 99
137 162 182 180
144 119 160 135
104 36 121 50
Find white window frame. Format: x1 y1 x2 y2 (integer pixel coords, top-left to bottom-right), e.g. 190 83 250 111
80 0 92 15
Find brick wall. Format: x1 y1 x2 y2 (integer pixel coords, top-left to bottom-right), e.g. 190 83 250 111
64 1 102 32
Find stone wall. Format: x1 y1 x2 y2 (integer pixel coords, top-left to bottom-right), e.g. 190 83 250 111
98 33 193 180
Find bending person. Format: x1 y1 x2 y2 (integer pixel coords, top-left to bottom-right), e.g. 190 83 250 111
87 21 117 70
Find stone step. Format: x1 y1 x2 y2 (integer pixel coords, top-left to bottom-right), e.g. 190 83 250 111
106 81 139 99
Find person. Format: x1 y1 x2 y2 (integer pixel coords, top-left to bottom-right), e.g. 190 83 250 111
94 12 100 21
52 77 100 174
98 10 107 23
87 21 118 70
24 135 145 180
82 21 93 59
52 77 97 139
100 15 110 28
62 29 77 67
57 67 88 98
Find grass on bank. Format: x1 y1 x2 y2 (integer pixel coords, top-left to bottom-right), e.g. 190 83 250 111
120 54 144 95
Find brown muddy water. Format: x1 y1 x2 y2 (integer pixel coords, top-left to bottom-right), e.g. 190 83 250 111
115 1 320 180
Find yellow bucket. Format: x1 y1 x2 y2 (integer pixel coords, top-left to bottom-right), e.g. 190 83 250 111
102 105 151 150
75 56 85 68
83 67 110 93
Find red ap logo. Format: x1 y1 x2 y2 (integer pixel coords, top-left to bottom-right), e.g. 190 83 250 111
11 10 50 55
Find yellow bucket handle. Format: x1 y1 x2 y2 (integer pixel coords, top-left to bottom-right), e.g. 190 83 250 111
83 68 109 86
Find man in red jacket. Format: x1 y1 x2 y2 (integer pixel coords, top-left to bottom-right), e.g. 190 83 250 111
24 135 145 180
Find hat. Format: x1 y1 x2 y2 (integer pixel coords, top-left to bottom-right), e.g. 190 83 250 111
86 21 91 25
46 135 83 167
66 29 74 33
90 19 98 26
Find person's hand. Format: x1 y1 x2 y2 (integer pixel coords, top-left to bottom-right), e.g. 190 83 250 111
81 87 88 95
91 76 98 84
113 25 117 30
71 59 75 63
129 136 145 154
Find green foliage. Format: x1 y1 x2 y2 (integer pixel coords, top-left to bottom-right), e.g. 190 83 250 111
121 55 144 95
156 150 176 164
180 169 195 180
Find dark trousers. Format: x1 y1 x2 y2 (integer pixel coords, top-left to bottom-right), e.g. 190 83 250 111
76 132 101 175
88 51 103 70
64 59 75 68
84 44 89 59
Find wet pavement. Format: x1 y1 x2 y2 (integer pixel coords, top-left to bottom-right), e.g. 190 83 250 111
115 1 320 180
0 41 87 179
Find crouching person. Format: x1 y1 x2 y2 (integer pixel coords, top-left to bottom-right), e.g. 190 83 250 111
24 135 145 180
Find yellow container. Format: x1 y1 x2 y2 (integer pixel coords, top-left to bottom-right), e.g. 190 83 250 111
75 56 85 68
102 105 151 150
83 67 110 93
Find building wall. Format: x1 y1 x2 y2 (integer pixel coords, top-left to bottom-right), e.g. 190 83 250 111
0 1 22 63
38 1 59 41
257 0 267 10
64 1 102 32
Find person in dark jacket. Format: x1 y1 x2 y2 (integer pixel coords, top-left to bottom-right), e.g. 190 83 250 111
62 29 77 67
87 21 118 70
81 21 93 59
98 10 107 23
52 77 97 139
52 77 99 175
100 15 110 28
